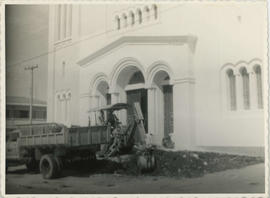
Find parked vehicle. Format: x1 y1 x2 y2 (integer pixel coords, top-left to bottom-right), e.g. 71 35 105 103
6 102 156 179
6 122 109 179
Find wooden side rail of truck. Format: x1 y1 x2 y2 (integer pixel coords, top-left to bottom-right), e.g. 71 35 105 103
7 123 110 179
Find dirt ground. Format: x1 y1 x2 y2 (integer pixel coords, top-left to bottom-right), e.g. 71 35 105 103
6 163 265 194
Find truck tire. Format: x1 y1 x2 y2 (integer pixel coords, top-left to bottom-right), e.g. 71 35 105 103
39 154 57 179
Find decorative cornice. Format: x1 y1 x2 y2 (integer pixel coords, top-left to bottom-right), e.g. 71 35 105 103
77 35 197 67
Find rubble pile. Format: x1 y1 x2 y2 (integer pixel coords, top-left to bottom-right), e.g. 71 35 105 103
72 150 263 178
150 150 263 178
119 150 264 178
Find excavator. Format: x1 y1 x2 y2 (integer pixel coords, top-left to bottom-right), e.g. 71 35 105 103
88 102 156 172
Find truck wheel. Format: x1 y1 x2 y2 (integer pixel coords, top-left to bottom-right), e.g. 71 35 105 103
54 157 63 177
39 154 57 179
26 158 38 172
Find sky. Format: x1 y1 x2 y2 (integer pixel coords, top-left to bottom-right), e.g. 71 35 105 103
6 5 49 102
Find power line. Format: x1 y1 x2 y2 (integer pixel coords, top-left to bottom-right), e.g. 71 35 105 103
7 4 182 68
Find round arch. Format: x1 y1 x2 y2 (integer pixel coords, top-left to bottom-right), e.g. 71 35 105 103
109 57 146 93
108 57 147 128
146 61 174 87
90 72 110 108
146 61 175 145
90 72 109 96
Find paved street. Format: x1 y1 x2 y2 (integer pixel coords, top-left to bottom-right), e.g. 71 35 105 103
6 163 265 194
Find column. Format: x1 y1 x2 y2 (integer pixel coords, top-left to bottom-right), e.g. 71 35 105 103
89 95 95 126
92 95 100 125
111 92 119 104
147 87 156 142
248 71 257 110
235 72 243 110
171 79 195 150
79 95 91 126
54 94 59 122
60 97 65 124
66 98 70 127
64 97 68 123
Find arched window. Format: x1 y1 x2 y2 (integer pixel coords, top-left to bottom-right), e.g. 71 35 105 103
144 6 150 21
115 16 120 30
129 11 135 26
254 65 263 108
227 69 236 110
152 4 158 19
122 14 128 28
240 67 250 109
137 9 142 24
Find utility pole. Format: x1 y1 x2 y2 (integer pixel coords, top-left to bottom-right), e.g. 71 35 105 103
25 65 38 125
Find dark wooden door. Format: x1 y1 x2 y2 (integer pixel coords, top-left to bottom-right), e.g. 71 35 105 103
163 85 173 137
126 89 148 134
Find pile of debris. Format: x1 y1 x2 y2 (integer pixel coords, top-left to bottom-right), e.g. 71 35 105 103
149 150 263 178
110 149 264 178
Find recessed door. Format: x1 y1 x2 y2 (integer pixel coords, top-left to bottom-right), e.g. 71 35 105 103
163 85 173 137
126 89 148 140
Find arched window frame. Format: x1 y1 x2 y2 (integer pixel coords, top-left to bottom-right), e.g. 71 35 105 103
137 9 142 24
239 67 250 110
122 13 128 28
129 11 135 26
144 6 150 21
254 65 263 109
115 15 121 30
152 4 158 20
226 69 237 111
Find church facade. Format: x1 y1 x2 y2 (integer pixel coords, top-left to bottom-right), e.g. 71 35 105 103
47 2 267 151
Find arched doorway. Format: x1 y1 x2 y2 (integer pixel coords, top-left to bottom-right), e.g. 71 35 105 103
95 81 111 106
147 65 173 144
152 71 173 140
125 71 148 131
91 74 110 126
111 64 147 131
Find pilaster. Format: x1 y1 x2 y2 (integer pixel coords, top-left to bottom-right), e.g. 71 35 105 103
171 78 195 150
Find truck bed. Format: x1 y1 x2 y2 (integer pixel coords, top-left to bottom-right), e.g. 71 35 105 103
17 123 110 148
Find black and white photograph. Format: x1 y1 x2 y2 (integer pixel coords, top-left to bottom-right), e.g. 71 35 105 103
1 0 268 196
